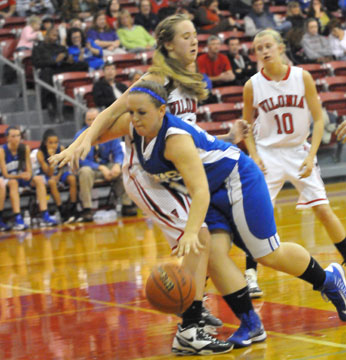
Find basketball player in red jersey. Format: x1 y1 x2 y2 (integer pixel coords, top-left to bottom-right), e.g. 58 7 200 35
242 29 346 297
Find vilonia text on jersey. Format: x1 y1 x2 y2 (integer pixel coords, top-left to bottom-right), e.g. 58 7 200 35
258 95 304 113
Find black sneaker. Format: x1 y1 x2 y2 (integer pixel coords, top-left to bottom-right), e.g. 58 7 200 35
202 305 223 327
77 210 93 223
121 204 137 217
172 320 233 355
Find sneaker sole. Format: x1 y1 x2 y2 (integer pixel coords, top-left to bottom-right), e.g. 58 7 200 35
229 330 267 348
249 291 263 299
172 343 234 355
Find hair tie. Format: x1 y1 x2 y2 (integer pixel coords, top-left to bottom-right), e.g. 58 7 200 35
129 87 166 104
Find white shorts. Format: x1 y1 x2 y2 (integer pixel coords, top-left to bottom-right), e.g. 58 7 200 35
257 143 329 210
122 140 207 250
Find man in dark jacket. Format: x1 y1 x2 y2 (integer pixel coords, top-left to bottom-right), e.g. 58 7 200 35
92 62 127 108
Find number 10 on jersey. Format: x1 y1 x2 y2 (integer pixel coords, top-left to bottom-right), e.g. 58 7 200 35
274 113 294 134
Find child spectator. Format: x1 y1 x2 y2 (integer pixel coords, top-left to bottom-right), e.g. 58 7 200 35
37 129 78 224
16 15 42 52
0 126 57 230
67 27 104 70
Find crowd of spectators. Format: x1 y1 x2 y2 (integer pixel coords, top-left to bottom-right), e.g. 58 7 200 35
1 0 346 230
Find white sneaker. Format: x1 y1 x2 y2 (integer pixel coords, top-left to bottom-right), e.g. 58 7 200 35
245 269 263 298
171 321 233 355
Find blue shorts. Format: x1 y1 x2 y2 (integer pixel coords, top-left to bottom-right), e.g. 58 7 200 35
206 152 280 259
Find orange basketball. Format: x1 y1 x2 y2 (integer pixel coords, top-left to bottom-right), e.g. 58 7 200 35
145 263 196 314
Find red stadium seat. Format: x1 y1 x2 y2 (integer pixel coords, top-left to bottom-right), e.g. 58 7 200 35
116 64 149 81
197 34 211 47
2 17 26 29
319 92 346 111
197 120 235 136
104 52 143 68
269 6 287 15
197 103 243 122
319 76 346 92
0 38 18 60
0 28 16 40
325 61 346 76
298 63 328 79
13 49 33 84
53 71 93 106
219 31 247 43
212 86 244 103
74 84 95 108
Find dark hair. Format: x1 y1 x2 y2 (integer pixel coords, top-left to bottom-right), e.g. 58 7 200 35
227 36 239 44
93 10 111 31
204 0 217 7
328 18 342 32
129 80 167 108
39 129 58 157
106 0 121 17
66 27 86 47
103 61 116 69
5 125 20 137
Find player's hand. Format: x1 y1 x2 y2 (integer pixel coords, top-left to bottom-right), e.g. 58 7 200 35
336 120 346 144
299 155 314 178
171 232 204 257
20 172 31 181
49 147 75 169
252 154 267 174
230 119 250 144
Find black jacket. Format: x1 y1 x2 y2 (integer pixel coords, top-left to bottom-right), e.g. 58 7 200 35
92 78 128 108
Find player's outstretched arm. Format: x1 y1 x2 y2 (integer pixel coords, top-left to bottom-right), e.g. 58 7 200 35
336 120 346 144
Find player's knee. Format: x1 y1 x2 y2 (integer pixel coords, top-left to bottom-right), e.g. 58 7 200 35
312 204 334 222
256 248 280 268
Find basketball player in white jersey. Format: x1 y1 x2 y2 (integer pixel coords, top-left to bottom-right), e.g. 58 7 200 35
50 15 267 355
242 29 346 297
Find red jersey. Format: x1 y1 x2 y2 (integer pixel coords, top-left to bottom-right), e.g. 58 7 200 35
197 53 232 77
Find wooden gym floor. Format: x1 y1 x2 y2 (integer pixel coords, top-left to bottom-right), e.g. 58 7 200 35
0 182 345 360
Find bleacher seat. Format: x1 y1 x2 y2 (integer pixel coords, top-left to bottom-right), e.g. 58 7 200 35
269 5 287 15
119 0 137 7
0 28 16 40
0 124 9 145
2 17 26 29
116 64 150 82
53 71 93 104
298 63 328 79
13 49 33 84
74 84 95 108
325 61 346 76
198 120 235 136
219 31 248 43
319 92 346 111
197 103 243 122
212 86 244 103
104 52 143 68
0 38 18 60
319 76 346 92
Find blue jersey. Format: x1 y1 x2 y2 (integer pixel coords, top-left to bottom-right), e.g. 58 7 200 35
2 144 21 175
133 112 240 193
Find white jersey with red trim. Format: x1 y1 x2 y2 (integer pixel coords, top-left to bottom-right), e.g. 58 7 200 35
251 66 311 148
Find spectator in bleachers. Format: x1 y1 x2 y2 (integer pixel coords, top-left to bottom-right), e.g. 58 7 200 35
197 35 236 86
105 0 121 29
16 0 55 17
59 17 84 47
67 27 104 70
306 0 332 35
328 19 346 61
298 0 311 13
41 15 55 37
226 37 256 85
244 0 292 37
134 0 159 34
32 27 88 109
61 0 99 21
87 10 126 56
301 17 333 62
92 61 127 108
286 1 305 31
15 15 42 52
75 108 134 222
194 0 237 34
228 0 252 19
0 0 16 18
0 126 57 230
128 68 144 85
117 9 156 53
37 129 78 224
0 177 10 231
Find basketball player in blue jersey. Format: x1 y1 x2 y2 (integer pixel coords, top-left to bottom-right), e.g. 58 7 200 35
52 79 346 352
242 29 346 299
50 14 268 355
0 126 57 230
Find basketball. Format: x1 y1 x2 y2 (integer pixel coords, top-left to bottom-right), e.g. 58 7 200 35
145 263 196 314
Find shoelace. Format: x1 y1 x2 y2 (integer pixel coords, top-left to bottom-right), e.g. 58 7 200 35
196 328 221 344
